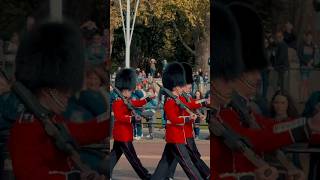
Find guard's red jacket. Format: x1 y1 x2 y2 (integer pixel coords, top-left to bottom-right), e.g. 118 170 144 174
9 114 108 180
211 108 295 180
112 98 147 142
164 96 201 144
180 96 203 138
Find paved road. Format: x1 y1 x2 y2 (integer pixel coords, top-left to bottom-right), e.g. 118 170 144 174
111 129 210 180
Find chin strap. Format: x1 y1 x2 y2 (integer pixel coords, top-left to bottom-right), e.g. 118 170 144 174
239 77 256 91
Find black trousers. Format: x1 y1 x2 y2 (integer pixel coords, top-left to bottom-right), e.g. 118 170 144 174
151 143 203 180
167 138 209 179
109 141 150 179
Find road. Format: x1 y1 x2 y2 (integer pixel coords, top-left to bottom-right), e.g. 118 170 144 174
111 129 210 180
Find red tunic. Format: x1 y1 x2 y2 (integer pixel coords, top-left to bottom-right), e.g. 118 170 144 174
164 97 188 144
180 96 203 138
210 108 295 180
112 98 147 142
9 115 108 180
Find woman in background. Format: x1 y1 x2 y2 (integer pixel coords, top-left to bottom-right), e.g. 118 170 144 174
269 90 299 121
193 90 204 139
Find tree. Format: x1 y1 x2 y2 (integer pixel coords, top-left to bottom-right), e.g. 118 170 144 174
110 0 210 72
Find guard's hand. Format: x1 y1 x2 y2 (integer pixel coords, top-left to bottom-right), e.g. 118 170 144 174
255 165 278 180
134 115 142 122
146 91 156 99
206 98 210 105
190 113 197 120
287 169 305 180
200 114 206 121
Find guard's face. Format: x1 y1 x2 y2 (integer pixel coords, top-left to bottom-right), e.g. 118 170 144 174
173 86 183 96
234 70 261 98
242 70 261 95
183 84 192 94
211 79 233 106
122 89 132 98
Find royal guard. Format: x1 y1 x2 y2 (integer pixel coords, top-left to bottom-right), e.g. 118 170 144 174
8 21 109 180
209 2 283 179
152 62 203 180
109 68 152 180
211 2 320 180
167 62 210 179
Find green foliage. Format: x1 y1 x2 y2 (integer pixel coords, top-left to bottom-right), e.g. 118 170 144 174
111 0 209 71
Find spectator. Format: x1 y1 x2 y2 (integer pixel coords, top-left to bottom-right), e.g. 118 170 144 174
64 67 108 123
302 91 320 118
298 32 315 102
314 44 320 68
26 16 35 32
274 31 289 91
132 84 145 140
142 87 158 139
85 33 106 65
162 59 168 72
80 20 98 45
193 90 203 139
204 72 209 87
149 58 157 77
156 72 162 78
269 90 299 121
141 70 146 79
5 32 19 80
268 90 301 178
283 22 297 49
261 37 274 99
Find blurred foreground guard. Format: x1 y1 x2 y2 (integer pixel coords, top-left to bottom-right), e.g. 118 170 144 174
8 21 109 180
226 2 304 179
210 1 320 180
210 2 280 180
152 62 203 180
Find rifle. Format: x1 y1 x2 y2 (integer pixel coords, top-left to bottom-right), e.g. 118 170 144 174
231 92 303 179
208 109 276 178
155 82 199 118
182 92 206 124
110 84 144 122
0 69 102 178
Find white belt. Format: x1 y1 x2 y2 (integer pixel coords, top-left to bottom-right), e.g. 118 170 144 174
220 172 255 180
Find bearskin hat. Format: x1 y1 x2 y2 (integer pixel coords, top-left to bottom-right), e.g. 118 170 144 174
228 2 268 72
210 2 244 81
181 62 193 84
162 62 186 91
15 21 84 92
115 68 137 91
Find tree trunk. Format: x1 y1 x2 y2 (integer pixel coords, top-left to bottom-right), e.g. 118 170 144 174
194 13 210 73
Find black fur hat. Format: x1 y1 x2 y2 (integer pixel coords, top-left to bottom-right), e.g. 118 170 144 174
162 62 186 91
115 68 137 91
15 21 85 92
210 2 244 80
228 2 268 72
181 62 193 84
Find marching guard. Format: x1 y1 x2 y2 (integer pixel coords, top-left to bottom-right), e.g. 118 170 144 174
211 1 320 180
109 68 153 180
167 62 210 179
152 62 203 180
209 3 275 179
8 21 109 180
